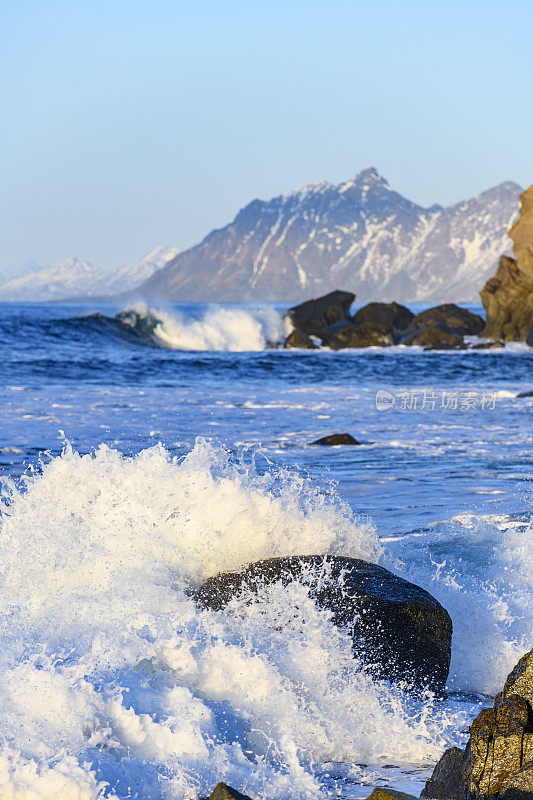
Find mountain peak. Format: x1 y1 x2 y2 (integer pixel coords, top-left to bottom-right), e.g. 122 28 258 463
339 167 390 194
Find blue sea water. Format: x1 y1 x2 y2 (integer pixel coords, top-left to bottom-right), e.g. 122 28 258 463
0 301 531 800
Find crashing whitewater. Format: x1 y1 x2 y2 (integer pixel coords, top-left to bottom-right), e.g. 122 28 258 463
0 439 531 800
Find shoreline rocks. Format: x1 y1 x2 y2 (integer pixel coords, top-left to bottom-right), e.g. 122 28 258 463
422 649 533 800
481 185 533 341
193 555 452 694
283 291 502 351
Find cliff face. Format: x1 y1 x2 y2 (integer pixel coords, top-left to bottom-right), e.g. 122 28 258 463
481 185 533 341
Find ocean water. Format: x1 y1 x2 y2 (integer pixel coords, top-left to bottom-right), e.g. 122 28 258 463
0 301 531 800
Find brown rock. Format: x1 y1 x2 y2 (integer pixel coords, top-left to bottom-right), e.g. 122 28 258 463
207 784 253 800
421 746 466 799
401 322 464 350
283 330 318 349
366 790 420 800
423 650 533 800
404 304 485 336
285 290 355 337
311 433 360 445
481 186 533 341
321 320 394 348
352 301 414 339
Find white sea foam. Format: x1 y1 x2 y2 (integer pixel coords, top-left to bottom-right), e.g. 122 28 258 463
120 304 289 351
386 513 533 696
0 440 474 800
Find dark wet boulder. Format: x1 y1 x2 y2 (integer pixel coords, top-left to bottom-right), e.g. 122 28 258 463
311 433 360 445
283 330 318 349
423 649 533 800
285 290 355 337
194 555 453 694
321 320 394 349
527 328 533 347
402 304 484 339
421 747 466 799
401 322 465 350
352 301 414 340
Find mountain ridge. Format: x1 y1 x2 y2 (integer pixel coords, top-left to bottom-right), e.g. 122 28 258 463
134 168 522 304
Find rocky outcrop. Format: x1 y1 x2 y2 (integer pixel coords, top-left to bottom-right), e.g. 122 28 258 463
194 555 452 693
402 304 485 337
283 330 317 349
285 290 355 336
481 186 533 341
321 320 394 349
206 784 253 800
401 322 465 350
352 301 415 337
283 292 489 350
311 433 360 445
422 649 533 800
367 791 420 800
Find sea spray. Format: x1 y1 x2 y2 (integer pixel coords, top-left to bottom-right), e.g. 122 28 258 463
115 304 289 351
0 439 473 799
383 513 533 695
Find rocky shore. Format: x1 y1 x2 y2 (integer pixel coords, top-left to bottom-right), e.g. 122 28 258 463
205 649 533 800
284 291 491 350
283 183 533 350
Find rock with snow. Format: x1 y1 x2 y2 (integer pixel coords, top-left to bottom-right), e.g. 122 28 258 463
133 168 521 303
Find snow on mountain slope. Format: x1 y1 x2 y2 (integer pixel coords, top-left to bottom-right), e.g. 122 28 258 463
0 247 180 301
0 258 102 302
97 246 181 295
135 168 521 303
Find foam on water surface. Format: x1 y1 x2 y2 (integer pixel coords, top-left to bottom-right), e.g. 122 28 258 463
0 439 491 800
115 305 289 351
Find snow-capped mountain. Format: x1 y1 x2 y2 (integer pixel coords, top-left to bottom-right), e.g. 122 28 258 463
96 246 181 295
0 257 102 302
135 168 521 303
0 247 180 301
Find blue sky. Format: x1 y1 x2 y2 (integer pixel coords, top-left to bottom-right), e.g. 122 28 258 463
1 0 532 272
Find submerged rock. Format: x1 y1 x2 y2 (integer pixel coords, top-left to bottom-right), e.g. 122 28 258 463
194 555 453 693
311 433 360 445
283 329 318 349
481 186 533 341
285 290 355 337
422 649 533 800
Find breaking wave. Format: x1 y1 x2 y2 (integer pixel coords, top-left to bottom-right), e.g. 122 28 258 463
84 305 289 351
0 439 479 800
